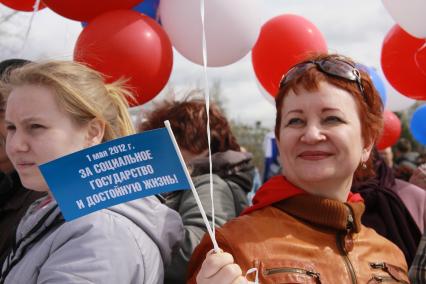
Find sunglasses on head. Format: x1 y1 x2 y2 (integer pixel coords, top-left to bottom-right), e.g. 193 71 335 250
279 57 367 101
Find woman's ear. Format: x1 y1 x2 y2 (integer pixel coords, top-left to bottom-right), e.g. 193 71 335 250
85 118 105 147
362 142 374 163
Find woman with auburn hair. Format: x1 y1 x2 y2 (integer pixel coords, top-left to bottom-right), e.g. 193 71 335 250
0 61 183 284
139 96 254 284
187 54 409 283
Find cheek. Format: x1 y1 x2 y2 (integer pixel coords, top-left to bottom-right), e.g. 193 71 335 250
277 134 295 165
278 131 297 152
5 137 13 156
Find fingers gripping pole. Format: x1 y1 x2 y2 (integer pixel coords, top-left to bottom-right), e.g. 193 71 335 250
165 121 220 253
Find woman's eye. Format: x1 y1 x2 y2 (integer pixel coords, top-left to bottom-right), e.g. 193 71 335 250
286 118 304 126
324 116 343 123
30 124 44 130
5 125 15 132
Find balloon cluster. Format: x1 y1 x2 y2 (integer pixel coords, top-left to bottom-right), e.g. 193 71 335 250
381 0 426 145
381 0 426 99
3 0 423 148
2 0 263 106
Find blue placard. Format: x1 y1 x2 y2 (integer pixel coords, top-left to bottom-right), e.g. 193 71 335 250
40 127 190 221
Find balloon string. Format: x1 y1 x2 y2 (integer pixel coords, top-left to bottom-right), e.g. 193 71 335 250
200 0 216 247
246 268 260 284
21 0 41 53
164 121 219 252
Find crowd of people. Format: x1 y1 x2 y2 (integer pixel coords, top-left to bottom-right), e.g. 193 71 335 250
0 53 425 283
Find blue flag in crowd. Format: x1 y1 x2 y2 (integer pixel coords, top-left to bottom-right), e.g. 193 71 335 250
262 131 281 183
40 127 190 221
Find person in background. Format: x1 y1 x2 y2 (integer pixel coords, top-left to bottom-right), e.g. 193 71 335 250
409 163 426 191
352 148 424 266
0 59 45 263
378 146 394 168
138 96 254 284
378 144 426 191
187 54 409 283
394 138 418 181
0 61 183 283
410 231 426 283
416 152 426 166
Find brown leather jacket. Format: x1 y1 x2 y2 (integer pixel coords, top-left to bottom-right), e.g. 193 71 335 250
187 195 410 283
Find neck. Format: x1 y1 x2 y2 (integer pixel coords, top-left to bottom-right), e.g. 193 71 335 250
289 177 353 202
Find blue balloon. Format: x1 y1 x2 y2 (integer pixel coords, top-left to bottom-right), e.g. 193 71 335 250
81 0 160 28
356 64 387 107
367 66 387 107
410 105 426 145
133 0 160 21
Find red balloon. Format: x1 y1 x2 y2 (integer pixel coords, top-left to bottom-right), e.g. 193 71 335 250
376 110 402 150
381 25 426 100
415 42 426 76
74 10 173 107
252 14 328 97
43 0 143 21
1 0 45 12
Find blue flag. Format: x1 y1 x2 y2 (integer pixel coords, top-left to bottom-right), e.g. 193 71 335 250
40 128 190 221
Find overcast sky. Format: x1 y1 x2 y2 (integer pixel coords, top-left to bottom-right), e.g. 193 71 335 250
0 1 414 129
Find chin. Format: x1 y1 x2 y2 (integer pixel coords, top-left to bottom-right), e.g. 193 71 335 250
297 171 336 182
22 179 49 192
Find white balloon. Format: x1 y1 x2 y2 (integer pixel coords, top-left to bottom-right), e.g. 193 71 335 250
382 0 426 38
255 77 275 105
159 0 262 67
384 76 417 111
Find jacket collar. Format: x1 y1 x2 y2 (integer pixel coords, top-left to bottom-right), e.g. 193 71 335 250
273 195 365 233
242 175 363 216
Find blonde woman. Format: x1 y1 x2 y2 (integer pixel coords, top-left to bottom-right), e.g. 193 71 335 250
0 61 183 284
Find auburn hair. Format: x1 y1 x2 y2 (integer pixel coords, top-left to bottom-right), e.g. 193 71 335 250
138 97 240 154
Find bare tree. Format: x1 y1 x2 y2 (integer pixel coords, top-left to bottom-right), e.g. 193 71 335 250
0 7 31 59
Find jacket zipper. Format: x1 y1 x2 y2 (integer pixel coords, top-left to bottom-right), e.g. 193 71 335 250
264 267 321 282
370 275 409 283
369 263 409 283
336 204 357 284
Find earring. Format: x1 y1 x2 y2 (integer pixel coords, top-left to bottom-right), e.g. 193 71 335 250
361 162 367 170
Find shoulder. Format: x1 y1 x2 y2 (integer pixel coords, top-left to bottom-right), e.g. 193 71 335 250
185 174 233 200
359 225 408 267
33 209 162 283
392 179 426 210
394 179 426 195
218 206 290 240
192 173 227 187
53 209 152 256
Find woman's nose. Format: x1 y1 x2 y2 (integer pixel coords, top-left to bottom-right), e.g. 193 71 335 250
300 124 326 144
7 131 30 153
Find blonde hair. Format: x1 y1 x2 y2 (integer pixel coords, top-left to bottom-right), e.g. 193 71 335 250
0 61 135 141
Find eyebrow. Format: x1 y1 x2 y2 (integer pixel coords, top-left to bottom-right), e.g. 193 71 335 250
284 107 344 117
282 109 303 120
322 107 344 115
5 116 46 125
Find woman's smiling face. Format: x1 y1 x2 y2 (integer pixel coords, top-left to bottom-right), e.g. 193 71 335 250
277 81 371 198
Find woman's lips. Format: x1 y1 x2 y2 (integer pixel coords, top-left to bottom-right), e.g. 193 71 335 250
15 162 36 169
298 151 333 160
